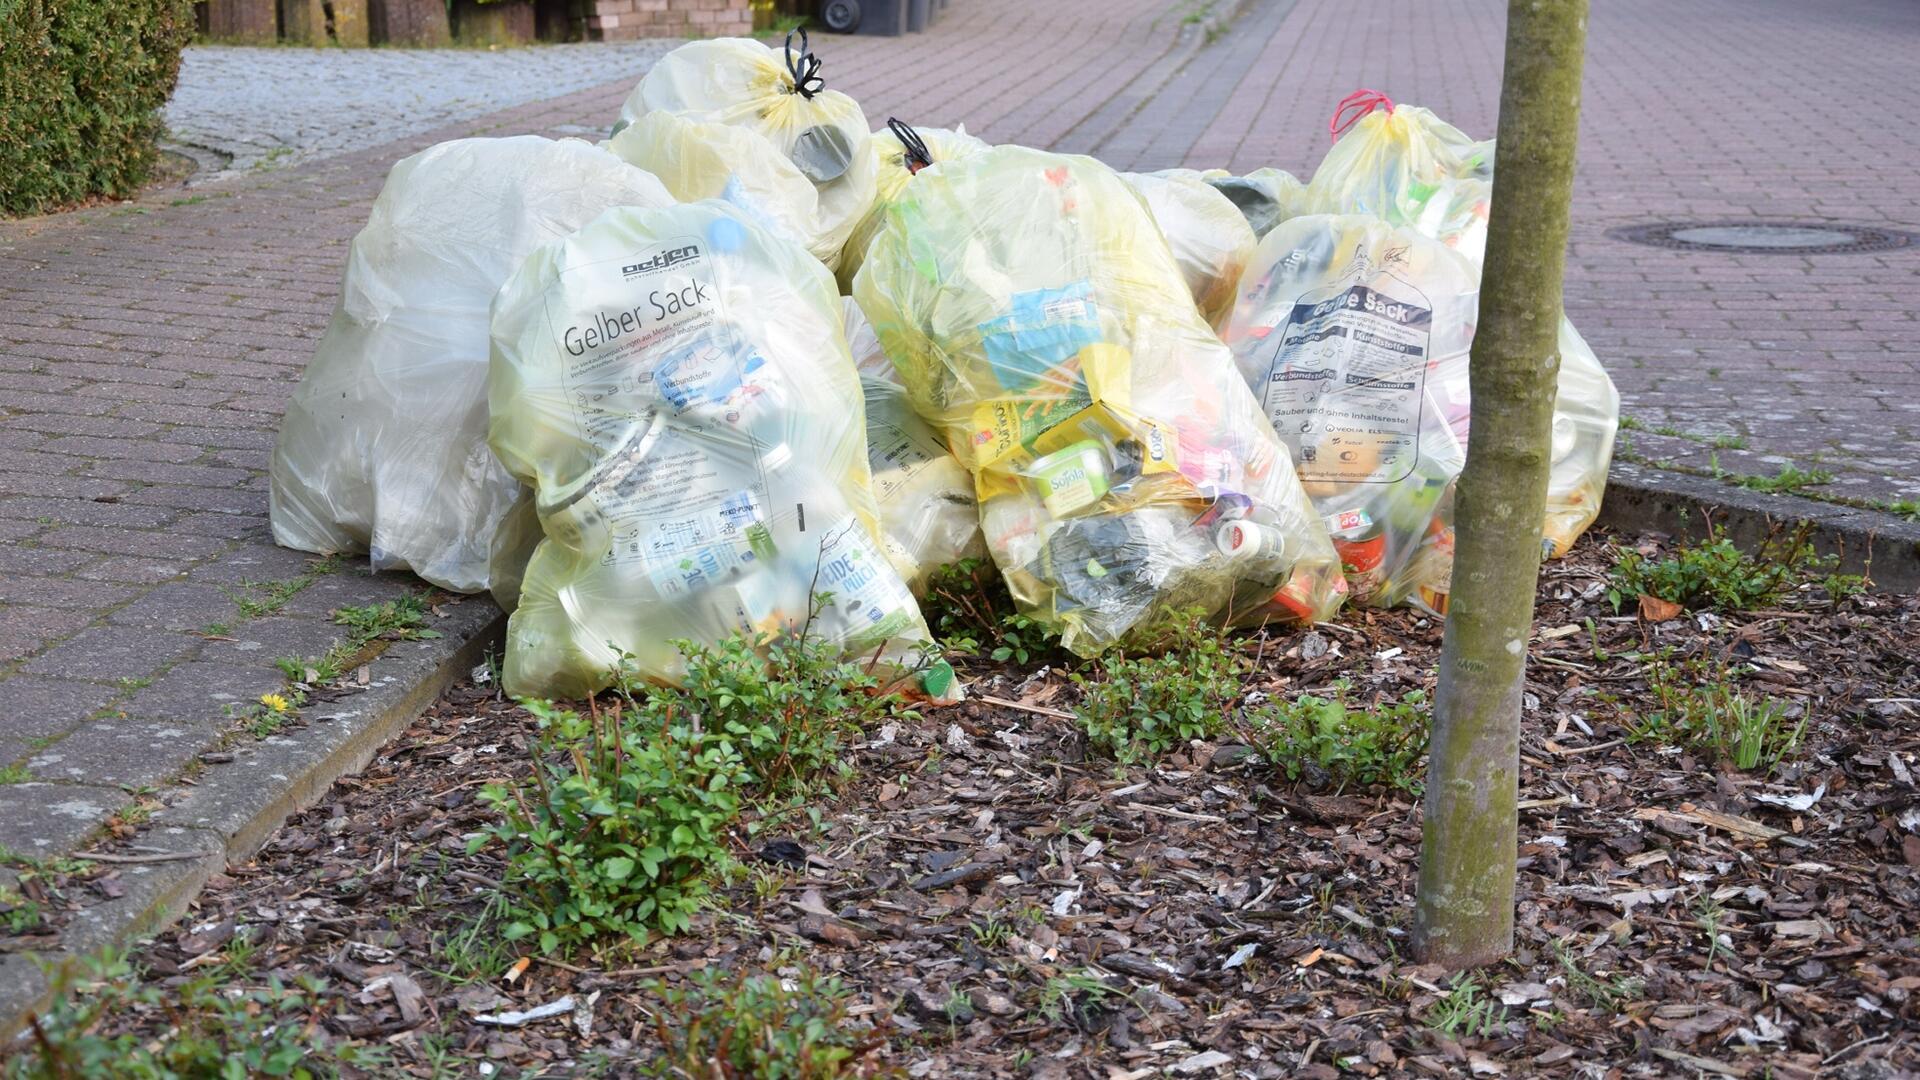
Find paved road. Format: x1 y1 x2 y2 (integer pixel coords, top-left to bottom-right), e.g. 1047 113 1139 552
0 0 1915 1015
164 41 677 174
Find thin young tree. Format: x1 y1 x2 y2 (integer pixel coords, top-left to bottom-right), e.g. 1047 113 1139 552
1412 0 1591 968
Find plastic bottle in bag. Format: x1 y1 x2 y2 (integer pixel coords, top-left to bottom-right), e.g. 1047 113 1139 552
488 201 936 700
270 137 674 598
854 146 1345 654
613 31 875 272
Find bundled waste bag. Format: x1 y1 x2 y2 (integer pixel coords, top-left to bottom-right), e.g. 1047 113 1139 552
1220 215 1617 614
270 137 674 595
1305 89 1495 222
1204 166 1311 240
855 146 1345 654
489 201 937 699
843 300 984 589
614 31 874 271
1120 169 1256 327
839 120 990 292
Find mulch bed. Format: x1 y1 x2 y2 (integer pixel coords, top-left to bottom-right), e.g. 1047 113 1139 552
18 530 1920 1077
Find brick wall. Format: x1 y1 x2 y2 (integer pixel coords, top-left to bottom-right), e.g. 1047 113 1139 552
576 0 752 39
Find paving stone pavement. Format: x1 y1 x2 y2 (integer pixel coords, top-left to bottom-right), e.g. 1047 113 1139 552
164 41 678 175
0 0 1916 1015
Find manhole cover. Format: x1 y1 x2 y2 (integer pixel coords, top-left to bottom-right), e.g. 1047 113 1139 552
1610 221 1914 255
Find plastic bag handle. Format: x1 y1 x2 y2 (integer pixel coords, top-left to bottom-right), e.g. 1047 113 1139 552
1329 88 1394 138
887 118 934 174
785 27 825 99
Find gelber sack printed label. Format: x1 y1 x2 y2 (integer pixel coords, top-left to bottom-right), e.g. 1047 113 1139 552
1262 268 1434 486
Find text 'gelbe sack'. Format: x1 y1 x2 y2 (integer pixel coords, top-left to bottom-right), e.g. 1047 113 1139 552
613 31 875 271
488 201 935 700
270 137 674 598
855 146 1345 655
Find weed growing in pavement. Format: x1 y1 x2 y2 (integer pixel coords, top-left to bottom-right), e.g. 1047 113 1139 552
275 593 439 688
1730 462 1833 495
223 555 337 619
1617 655 1805 772
1425 974 1504 1039
7 951 386 1079
1710 433 1749 450
640 962 890 1078
0 763 30 785
1553 942 1646 1013
921 557 1062 664
1 885 45 934
1609 523 1864 613
472 697 746 956
1071 609 1245 765
1244 681 1429 793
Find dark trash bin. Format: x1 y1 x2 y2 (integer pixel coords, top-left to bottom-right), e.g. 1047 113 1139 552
907 0 930 32
821 0 908 35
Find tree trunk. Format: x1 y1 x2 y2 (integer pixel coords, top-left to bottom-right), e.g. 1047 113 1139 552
332 0 373 45
1411 0 1590 970
279 0 327 43
368 0 452 45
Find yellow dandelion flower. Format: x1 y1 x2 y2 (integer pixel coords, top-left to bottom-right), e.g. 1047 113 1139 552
259 693 292 714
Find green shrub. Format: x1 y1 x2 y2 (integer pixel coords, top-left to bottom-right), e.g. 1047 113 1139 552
473 698 747 956
1617 655 1804 772
0 0 195 217
1245 681 1428 793
642 963 892 1078
1071 611 1245 764
921 557 1061 664
1609 524 1864 613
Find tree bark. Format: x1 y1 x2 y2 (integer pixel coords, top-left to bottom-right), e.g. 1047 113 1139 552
204 0 278 42
452 0 536 45
368 0 452 46
1411 0 1589 970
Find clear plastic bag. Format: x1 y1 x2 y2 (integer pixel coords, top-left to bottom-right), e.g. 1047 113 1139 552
269 136 673 596
614 32 875 271
1305 90 1496 221
1120 169 1257 327
838 120 989 292
1220 214 1616 614
842 299 984 590
488 201 935 699
1203 166 1311 239
854 146 1345 655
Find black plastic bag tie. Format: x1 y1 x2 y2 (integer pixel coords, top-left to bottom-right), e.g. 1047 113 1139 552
785 27 825 99
887 118 934 174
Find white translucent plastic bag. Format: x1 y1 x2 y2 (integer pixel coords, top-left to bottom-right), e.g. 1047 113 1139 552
488 201 936 700
842 299 983 589
614 32 875 271
269 136 673 596
1121 169 1256 327
1203 166 1310 239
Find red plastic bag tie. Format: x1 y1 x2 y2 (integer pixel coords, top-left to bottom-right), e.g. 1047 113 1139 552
1329 89 1394 138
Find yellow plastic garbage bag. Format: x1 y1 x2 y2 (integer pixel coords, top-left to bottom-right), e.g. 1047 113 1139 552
269 136 674 596
1305 89 1495 221
854 146 1345 655
1219 215 1617 615
1203 166 1311 240
614 31 875 271
842 299 984 590
1120 169 1257 328
488 201 936 700
838 120 990 293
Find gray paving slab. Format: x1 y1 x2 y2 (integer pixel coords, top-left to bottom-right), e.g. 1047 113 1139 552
0 783 129 859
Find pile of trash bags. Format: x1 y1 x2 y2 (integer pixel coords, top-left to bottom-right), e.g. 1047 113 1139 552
269 32 1618 698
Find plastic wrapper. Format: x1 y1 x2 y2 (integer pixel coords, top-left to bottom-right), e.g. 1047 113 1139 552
1120 170 1256 328
269 136 674 596
838 121 990 292
614 32 874 271
1203 166 1311 239
1220 214 1617 615
843 300 984 589
488 201 937 700
1306 90 1495 222
854 146 1345 655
